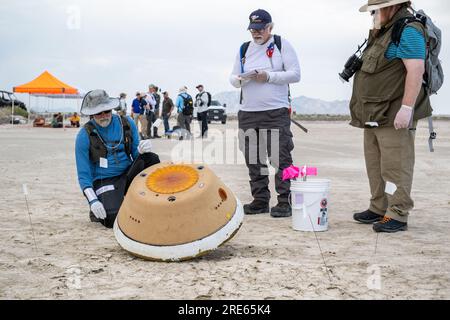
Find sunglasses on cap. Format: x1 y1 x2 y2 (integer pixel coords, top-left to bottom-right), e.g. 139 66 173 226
94 110 112 116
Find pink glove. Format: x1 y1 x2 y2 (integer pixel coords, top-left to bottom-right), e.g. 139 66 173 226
394 105 413 130
282 165 300 181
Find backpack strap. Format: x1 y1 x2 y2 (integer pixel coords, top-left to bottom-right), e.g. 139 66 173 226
274 34 282 51
120 115 133 160
84 121 107 163
273 35 292 104
240 41 251 73
391 16 425 46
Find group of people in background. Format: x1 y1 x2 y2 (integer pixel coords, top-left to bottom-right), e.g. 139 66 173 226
124 84 211 140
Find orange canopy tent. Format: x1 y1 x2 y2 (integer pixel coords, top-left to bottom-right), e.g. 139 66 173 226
12 71 81 127
13 71 78 95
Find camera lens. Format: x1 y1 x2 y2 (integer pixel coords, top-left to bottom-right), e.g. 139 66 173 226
339 55 363 82
339 70 352 82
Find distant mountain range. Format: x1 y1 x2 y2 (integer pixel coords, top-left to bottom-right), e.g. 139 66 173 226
213 91 350 115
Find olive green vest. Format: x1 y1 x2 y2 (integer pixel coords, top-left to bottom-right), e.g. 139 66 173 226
349 8 432 129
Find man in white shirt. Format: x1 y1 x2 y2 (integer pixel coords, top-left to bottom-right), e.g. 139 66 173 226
230 9 301 218
195 84 209 138
145 87 157 139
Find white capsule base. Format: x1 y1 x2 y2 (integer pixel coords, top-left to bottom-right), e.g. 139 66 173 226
113 199 244 261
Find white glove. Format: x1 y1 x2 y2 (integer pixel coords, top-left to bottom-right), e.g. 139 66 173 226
394 105 413 130
254 70 269 83
138 139 152 154
90 200 107 220
230 75 250 88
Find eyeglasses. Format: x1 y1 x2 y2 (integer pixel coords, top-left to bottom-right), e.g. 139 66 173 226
94 110 112 116
249 27 267 34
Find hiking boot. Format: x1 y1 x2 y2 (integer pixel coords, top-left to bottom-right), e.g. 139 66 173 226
353 209 384 224
373 216 408 233
270 202 292 218
243 200 269 215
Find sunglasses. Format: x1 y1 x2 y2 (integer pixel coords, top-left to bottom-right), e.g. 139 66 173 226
94 110 112 116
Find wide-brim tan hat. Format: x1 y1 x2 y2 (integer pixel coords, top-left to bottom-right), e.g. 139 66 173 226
359 0 410 12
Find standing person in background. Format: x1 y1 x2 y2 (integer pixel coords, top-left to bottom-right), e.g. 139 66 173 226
116 93 127 116
131 92 144 138
149 84 162 138
139 93 149 139
195 84 210 138
144 89 156 139
176 86 193 140
162 91 174 135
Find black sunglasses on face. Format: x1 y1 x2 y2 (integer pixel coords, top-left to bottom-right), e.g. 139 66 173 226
94 110 112 116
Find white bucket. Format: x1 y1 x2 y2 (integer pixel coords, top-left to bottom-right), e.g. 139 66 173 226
290 179 331 232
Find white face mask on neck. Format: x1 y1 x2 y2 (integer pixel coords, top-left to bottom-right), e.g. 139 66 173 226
372 9 382 30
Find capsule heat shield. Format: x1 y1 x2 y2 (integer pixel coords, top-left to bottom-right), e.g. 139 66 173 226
113 163 244 261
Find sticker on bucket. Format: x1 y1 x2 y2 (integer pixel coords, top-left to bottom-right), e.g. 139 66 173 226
290 179 330 232
318 198 328 226
295 193 304 206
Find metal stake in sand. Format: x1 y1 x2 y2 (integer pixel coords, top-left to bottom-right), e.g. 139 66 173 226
374 233 380 255
301 166 333 283
23 184 38 251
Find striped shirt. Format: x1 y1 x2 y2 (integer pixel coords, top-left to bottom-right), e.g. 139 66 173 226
385 26 426 60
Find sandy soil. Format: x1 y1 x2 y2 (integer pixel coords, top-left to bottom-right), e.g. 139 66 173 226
0 119 449 300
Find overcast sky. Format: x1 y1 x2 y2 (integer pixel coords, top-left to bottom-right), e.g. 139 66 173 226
1 0 449 114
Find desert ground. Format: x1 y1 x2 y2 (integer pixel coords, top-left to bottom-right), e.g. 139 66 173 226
0 119 449 300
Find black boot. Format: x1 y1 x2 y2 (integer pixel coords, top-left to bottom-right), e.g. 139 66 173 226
153 127 161 138
270 202 292 218
353 209 384 224
373 217 407 233
243 200 269 215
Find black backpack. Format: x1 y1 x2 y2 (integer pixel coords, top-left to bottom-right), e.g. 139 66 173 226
181 94 194 116
197 92 212 107
205 92 212 107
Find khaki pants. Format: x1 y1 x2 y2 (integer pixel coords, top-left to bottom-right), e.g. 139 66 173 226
133 114 147 138
364 125 416 222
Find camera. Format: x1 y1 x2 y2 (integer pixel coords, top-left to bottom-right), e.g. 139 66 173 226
339 39 368 83
339 54 363 82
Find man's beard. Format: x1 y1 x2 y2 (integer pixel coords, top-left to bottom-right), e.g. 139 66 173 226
253 37 266 45
95 117 112 128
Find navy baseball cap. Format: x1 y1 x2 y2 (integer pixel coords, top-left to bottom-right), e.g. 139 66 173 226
248 9 272 30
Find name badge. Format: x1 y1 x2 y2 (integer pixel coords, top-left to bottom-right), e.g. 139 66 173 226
100 157 108 168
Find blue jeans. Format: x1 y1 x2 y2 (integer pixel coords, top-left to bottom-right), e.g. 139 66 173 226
163 114 170 133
